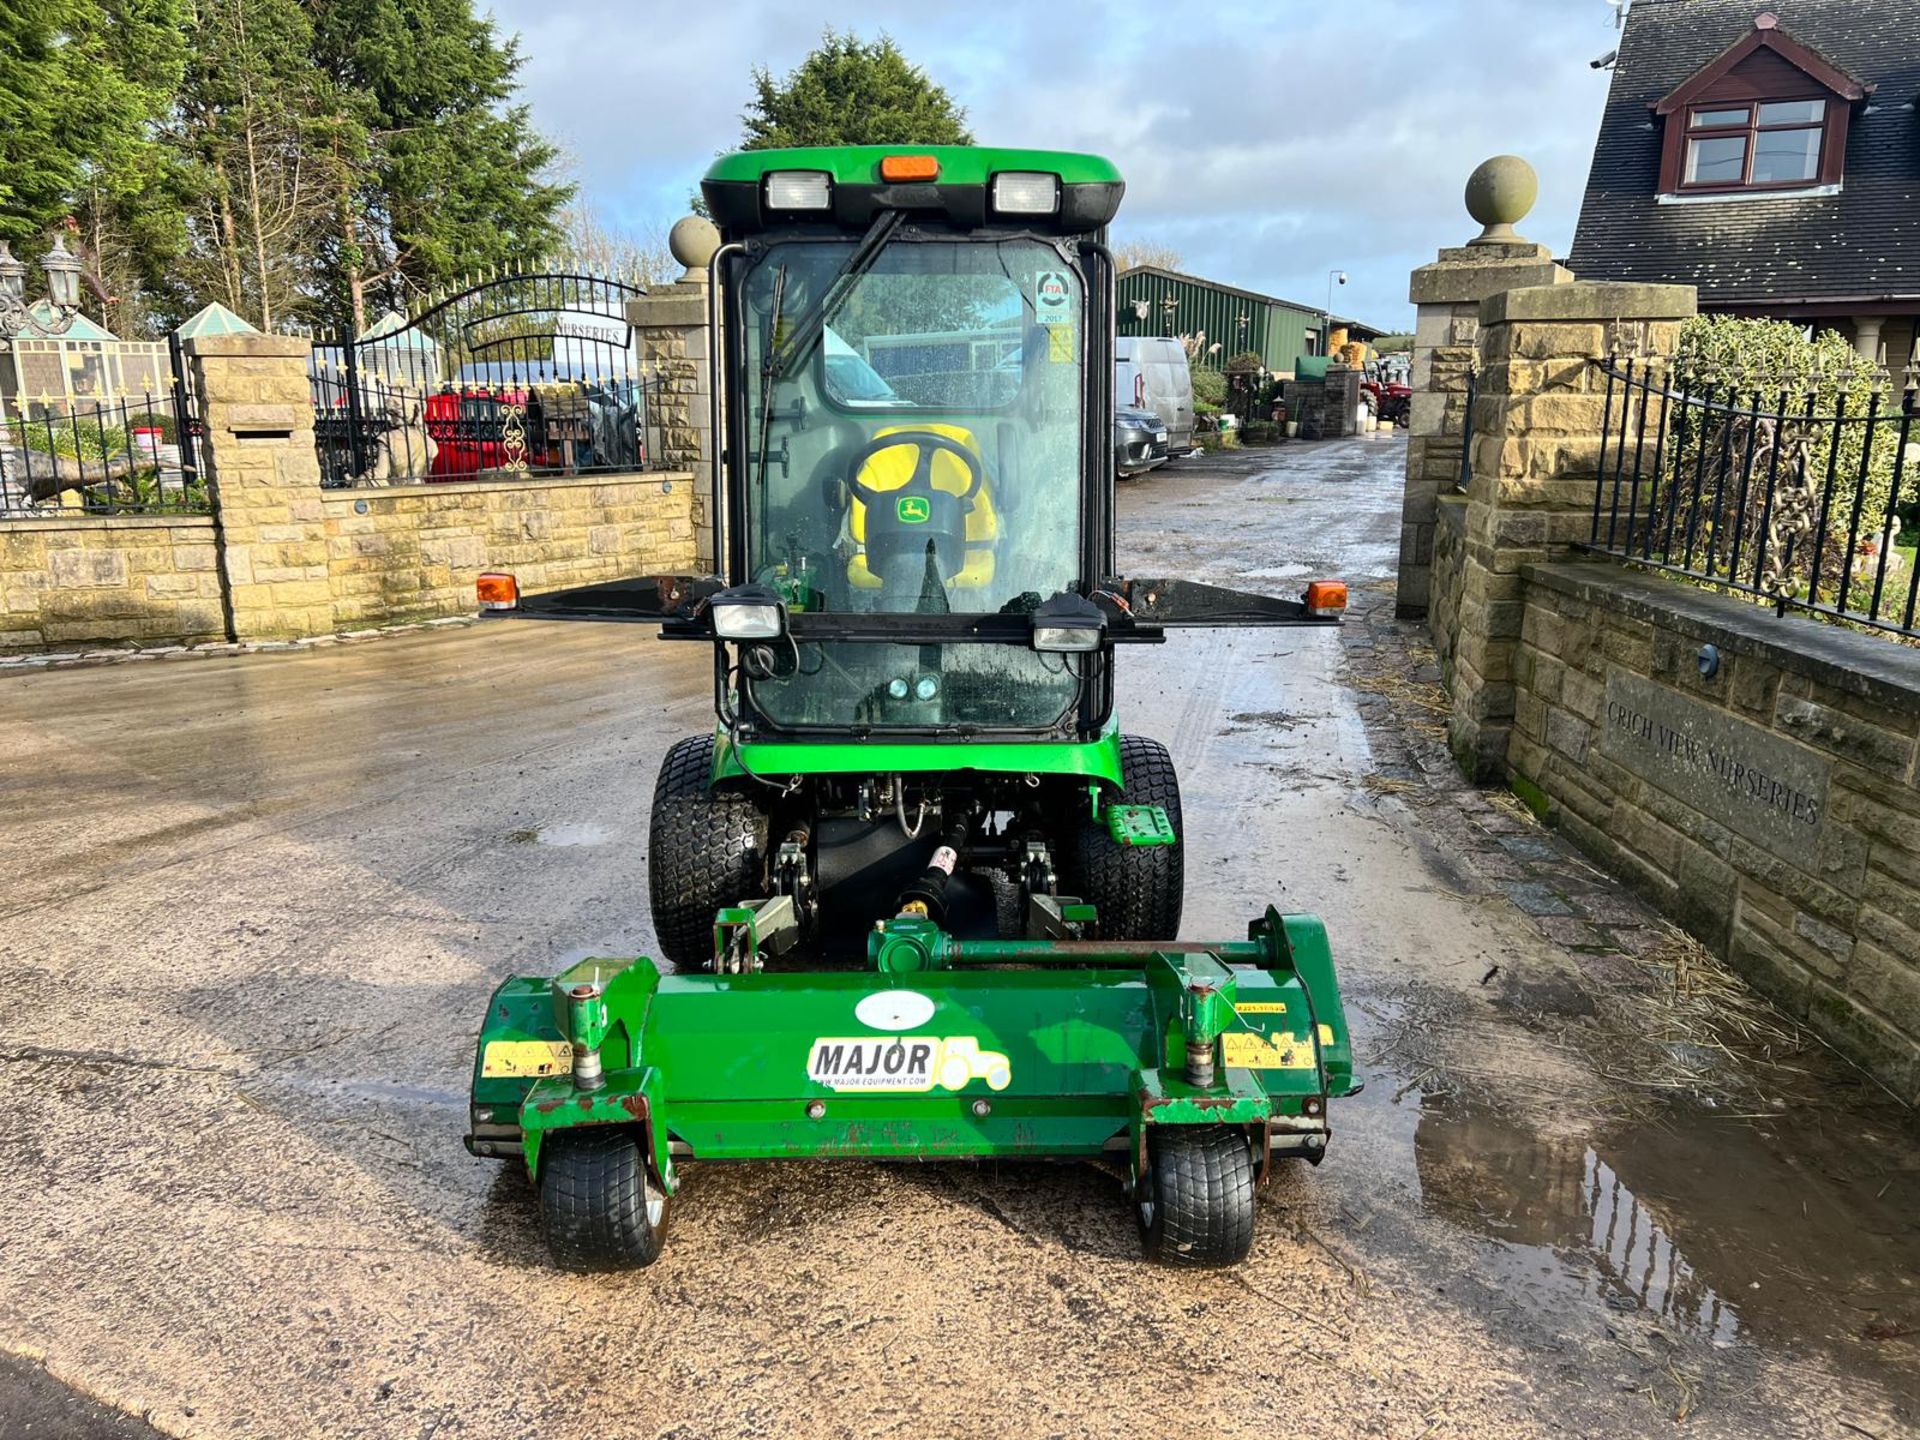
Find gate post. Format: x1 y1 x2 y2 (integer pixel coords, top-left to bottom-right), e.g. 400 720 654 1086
628 218 721 571
1398 157 1572 620
1446 280 1695 779
184 333 334 643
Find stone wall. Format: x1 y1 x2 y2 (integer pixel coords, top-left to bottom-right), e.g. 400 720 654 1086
324 474 694 628
0 515 225 652
1287 366 1364 440
0 332 698 655
1511 561 1920 1102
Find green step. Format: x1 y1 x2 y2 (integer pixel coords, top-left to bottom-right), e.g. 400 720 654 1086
1107 803 1176 847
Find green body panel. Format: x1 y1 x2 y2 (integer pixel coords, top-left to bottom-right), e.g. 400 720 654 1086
704 146 1123 189
467 908 1357 1191
711 723 1124 787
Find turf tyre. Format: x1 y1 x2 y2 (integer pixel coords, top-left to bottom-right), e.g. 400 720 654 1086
649 734 767 970
539 1127 671 1272
1137 1126 1256 1267
1065 734 1183 939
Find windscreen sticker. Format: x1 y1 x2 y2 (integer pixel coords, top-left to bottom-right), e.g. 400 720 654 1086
1048 325 1075 363
1033 270 1072 325
808 1035 1012 1093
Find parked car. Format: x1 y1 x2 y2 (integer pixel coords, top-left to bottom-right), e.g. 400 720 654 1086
1115 405 1170 477
1116 336 1195 454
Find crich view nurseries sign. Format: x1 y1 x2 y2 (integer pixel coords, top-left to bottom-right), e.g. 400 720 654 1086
1599 672 1830 860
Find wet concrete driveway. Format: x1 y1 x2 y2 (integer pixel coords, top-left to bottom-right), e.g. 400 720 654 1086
1 432 1914 1438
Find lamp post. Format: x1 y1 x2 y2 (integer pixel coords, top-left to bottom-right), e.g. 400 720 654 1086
1324 269 1347 356
41 235 82 313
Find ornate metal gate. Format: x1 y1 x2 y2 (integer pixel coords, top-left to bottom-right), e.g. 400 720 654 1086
310 272 657 487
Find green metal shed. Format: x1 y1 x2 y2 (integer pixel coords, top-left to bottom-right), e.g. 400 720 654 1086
1115 266 1331 377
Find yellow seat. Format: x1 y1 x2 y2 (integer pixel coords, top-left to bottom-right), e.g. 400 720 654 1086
847 424 998 591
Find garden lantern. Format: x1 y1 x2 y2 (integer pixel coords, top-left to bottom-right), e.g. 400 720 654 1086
41 236 81 313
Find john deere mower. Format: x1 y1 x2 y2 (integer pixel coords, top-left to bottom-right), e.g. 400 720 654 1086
465 146 1359 1270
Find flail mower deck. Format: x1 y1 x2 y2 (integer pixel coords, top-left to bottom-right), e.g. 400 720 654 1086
463 144 1359 1269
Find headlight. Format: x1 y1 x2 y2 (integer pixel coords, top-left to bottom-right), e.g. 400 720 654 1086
992 172 1060 215
914 675 939 701
709 583 786 640
765 171 832 210
887 677 910 700
1031 591 1107 653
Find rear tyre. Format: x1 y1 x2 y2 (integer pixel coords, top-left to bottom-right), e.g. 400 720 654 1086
649 735 767 970
539 1127 671 1272
1064 734 1184 939
1137 1127 1256 1268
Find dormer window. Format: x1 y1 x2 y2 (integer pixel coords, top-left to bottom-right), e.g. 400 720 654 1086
1682 98 1829 190
1653 13 1869 200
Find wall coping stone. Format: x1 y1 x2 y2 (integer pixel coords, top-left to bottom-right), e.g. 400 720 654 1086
317 469 696 507
1410 258 1572 306
1526 559 1920 709
0 514 217 535
180 333 312 360
1482 282 1697 326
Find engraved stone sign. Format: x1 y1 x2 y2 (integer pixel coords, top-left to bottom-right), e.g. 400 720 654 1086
1600 672 1829 859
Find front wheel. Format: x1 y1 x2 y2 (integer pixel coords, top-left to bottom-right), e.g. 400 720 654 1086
539 1127 671 1272
1136 1127 1256 1267
649 735 768 970
1063 734 1184 939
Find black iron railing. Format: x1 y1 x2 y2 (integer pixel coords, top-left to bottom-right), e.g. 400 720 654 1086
1587 354 1920 640
0 385 206 517
1457 365 1477 492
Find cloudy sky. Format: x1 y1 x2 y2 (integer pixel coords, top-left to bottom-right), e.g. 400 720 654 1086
485 0 1630 331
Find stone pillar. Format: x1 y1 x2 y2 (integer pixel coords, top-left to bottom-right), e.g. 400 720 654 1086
629 216 722 571
185 333 332 642
1446 280 1697 778
1398 157 1573 619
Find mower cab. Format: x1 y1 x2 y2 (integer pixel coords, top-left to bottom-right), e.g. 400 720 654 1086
466 146 1359 1271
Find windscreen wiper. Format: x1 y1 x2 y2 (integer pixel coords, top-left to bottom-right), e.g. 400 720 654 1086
769 209 905 380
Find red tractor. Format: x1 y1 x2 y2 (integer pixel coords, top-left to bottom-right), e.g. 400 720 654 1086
1362 358 1412 428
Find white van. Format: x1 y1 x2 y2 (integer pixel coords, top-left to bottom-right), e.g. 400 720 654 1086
1115 337 1195 455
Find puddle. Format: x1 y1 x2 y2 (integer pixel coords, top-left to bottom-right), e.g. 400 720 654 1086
1413 1090 1920 1400
1416 1099 1738 1343
507 822 610 847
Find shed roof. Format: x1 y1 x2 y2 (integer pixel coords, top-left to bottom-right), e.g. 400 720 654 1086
1568 0 1920 308
1119 266 1327 317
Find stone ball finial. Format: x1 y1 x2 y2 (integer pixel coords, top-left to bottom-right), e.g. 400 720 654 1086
669 215 721 273
1464 155 1538 245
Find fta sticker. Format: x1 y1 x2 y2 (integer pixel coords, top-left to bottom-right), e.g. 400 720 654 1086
1033 270 1072 325
1047 326 1074 363
808 1035 1012 1093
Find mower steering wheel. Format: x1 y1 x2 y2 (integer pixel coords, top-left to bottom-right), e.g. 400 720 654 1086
847 430 985 506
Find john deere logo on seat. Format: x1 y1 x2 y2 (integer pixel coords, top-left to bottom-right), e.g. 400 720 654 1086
897 496 931 524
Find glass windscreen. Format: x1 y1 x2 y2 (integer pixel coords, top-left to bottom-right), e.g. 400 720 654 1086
735 237 1088 730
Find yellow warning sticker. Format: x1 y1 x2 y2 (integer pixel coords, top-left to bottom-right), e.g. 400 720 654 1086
481 1039 574 1078
1237 1002 1287 1015
1048 325 1075 363
1317 1024 1336 1046
1223 1031 1316 1070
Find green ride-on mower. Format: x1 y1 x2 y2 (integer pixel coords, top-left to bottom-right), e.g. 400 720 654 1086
465 146 1360 1270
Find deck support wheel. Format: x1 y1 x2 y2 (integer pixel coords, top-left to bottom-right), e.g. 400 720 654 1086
539 1127 672 1273
1136 1126 1256 1267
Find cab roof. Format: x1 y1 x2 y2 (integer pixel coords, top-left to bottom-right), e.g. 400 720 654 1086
701 146 1125 236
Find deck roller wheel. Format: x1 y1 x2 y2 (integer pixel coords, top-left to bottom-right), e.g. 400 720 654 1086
539 1128 671 1272
649 734 769 970
1064 733 1184 939
1136 1127 1256 1267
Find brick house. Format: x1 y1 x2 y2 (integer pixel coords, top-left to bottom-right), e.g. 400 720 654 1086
1569 0 1920 369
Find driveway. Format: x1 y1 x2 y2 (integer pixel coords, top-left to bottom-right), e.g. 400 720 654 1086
1 432 1913 1439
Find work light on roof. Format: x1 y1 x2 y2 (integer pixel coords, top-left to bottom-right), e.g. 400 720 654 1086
992 172 1060 215
765 171 832 211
